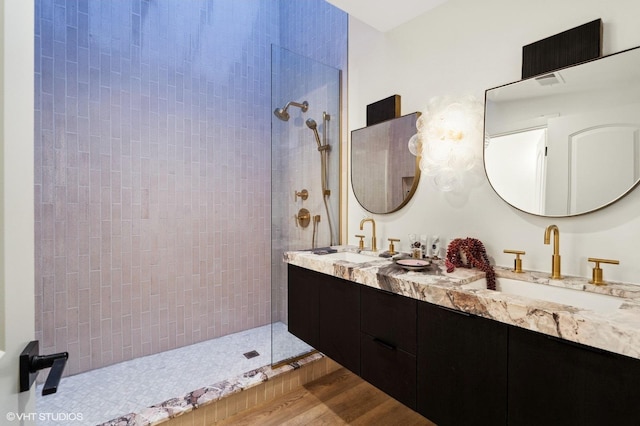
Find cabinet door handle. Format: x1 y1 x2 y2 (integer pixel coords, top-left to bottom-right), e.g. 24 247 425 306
373 337 396 351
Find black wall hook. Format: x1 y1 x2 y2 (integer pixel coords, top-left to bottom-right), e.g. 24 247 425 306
19 340 68 395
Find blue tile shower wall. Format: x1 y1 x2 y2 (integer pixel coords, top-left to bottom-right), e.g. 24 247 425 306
34 0 281 376
278 0 348 70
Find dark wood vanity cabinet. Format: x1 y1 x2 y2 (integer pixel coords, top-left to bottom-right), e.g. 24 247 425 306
289 265 640 425
287 264 360 374
508 326 640 426
417 301 508 426
288 265 416 405
360 286 417 409
287 264 320 348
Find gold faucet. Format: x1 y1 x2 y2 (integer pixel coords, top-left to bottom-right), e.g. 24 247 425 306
543 224 562 279
587 257 620 286
359 218 377 252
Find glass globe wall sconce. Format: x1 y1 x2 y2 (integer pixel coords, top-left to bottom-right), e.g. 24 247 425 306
408 95 484 193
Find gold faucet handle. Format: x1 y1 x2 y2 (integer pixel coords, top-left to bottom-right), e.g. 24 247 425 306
504 249 526 273
355 235 365 251
587 257 620 286
388 238 400 255
294 189 309 201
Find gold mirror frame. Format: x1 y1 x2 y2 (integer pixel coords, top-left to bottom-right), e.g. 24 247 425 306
484 46 640 217
351 112 421 214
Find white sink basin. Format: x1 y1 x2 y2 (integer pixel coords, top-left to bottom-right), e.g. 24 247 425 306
319 251 377 264
462 277 622 313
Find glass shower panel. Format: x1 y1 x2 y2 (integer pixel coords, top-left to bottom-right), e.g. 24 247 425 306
270 46 341 365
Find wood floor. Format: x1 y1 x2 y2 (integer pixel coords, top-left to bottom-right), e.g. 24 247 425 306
217 368 435 425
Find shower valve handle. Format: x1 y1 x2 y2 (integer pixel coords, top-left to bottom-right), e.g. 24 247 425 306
295 189 309 201
295 208 311 228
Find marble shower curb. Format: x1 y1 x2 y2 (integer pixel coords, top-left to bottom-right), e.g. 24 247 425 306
98 352 327 426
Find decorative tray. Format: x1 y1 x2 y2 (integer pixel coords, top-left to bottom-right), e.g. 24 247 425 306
394 258 431 271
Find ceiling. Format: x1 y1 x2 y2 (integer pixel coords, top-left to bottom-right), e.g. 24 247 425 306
326 0 449 32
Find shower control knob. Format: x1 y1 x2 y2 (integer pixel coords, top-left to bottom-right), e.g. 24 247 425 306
296 208 311 228
295 189 309 201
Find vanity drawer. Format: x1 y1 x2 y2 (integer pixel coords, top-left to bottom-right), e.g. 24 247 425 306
360 286 417 354
360 332 417 410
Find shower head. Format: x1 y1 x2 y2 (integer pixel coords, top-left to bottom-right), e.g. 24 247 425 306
306 118 322 149
273 108 289 121
305 118 317 130
273 100 309 121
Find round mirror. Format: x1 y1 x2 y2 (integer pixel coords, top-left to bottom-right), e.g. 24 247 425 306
484 46 640 217
351 112 421 214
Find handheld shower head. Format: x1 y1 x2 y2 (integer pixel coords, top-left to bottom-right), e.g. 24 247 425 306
305 118 317 130
306 119 322 149
273 100 309 121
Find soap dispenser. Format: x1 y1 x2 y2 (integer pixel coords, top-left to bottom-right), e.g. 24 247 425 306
430 236 441 258
409 234 422 259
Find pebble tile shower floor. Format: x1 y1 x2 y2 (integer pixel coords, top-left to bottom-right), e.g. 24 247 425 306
36 323 312 425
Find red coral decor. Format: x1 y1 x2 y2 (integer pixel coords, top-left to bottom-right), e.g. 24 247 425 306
445 238 496 290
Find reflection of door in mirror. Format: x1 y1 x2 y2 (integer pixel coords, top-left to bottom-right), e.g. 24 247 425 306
545 106 640 215
485 128 547 214
351 112 421 214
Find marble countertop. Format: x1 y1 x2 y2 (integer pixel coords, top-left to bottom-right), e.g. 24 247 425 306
284 246 640 360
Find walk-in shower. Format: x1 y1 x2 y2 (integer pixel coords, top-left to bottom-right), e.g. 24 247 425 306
271 46 341 365
32 0 346 423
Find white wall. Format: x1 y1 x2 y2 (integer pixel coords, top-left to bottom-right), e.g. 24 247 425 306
347 0 640 283
0 0 35 420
